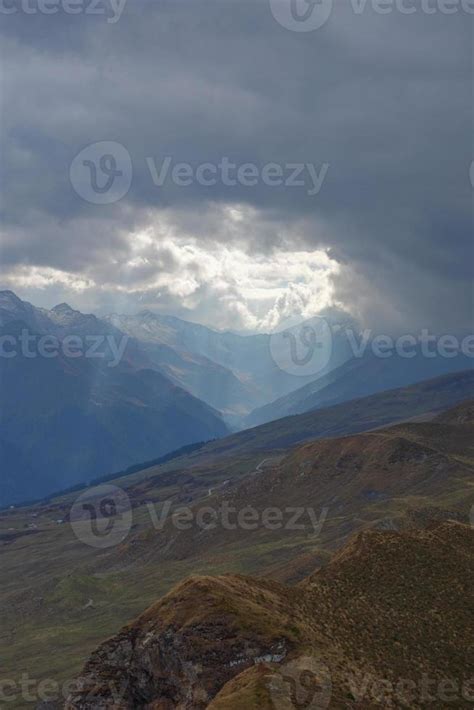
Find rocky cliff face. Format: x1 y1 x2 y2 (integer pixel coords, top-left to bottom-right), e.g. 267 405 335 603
65 521 474 709
64 575 295 709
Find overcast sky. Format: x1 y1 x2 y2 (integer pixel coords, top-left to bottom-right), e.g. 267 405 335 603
0 0 472 334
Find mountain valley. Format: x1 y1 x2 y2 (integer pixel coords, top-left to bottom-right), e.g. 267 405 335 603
1 391 473 707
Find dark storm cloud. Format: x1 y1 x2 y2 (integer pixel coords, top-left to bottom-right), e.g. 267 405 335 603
0 0 472 332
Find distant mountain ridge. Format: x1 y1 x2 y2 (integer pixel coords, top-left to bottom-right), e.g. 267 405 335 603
116 394 474 575
5 367 472 509
193 368 474 464
246 348 474 427
0 291 356 423
0 291 229 506
1 394 473 702
1 289 472 507
105 310 355 421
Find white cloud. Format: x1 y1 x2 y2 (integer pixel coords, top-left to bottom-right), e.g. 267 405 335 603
1 208 340 333
2 265 94 293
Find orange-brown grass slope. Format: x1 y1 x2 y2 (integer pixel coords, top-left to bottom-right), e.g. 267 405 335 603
66 521 474 709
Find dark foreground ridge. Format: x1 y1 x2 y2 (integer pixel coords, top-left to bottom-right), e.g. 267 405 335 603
65 521 474 709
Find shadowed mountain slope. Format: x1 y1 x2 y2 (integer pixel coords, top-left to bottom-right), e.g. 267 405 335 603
190 368 474 465
0 293 230 506
116 397 474 573
65 521 474 709
246 350 474 427
10 367 471 510
1 399 473 705
106 311 356 418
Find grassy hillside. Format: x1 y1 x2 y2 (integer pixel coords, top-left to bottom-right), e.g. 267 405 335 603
66 521 474 708
246 351 474 427
1 399 473 705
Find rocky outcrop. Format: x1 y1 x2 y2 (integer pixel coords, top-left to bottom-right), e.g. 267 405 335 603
65 575 295 709
66 522 474 709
